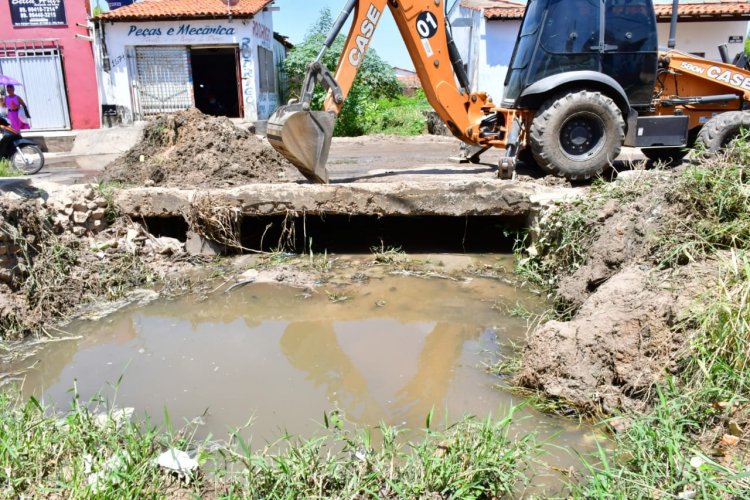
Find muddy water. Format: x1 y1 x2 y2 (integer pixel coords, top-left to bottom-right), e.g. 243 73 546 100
7 256 603 489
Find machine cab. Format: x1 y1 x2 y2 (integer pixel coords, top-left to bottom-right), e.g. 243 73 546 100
503 0 658 109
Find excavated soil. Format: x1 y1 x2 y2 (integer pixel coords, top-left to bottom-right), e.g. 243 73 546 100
515 170 716 414
102 108 303 188
0 186 196 342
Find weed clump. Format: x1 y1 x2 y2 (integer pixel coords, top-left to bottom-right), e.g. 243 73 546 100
516 137 750 495
0 392 538 498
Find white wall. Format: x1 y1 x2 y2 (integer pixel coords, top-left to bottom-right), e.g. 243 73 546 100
657 20 748 62
96 10 278 123
447 6 519 102
477 19 520 102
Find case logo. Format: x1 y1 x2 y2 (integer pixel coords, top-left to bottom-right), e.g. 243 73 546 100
349 4 382 67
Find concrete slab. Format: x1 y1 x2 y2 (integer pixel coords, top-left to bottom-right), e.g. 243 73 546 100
114 180 544 219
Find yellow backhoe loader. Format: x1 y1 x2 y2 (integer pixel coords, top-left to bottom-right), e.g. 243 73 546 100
268 0 750 183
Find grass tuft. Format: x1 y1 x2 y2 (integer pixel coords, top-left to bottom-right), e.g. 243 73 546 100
0 391 538 498
0 158 21 177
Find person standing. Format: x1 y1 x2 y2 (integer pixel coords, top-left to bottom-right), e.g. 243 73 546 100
5 85 30 130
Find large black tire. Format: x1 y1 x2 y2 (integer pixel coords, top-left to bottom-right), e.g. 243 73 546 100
11 144 45 175
529 90 625 180
641 147 689 166
696 111 750 157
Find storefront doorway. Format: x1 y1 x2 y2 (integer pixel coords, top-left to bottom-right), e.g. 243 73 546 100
190 47 241 118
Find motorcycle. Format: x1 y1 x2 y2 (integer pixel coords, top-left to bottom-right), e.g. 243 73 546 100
0 116 44 175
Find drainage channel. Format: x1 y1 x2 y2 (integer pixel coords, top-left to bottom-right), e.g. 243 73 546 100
140 214 526 254
8 254 601 493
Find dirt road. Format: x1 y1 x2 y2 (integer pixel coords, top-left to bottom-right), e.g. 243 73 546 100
35 133 646 186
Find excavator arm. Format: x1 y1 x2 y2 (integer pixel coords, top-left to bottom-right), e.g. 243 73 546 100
267 0 497 183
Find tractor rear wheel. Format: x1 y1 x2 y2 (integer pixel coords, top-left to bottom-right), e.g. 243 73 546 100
530 90 625 180
696 111 750 157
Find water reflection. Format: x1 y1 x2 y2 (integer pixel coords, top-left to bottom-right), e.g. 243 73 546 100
11 276 531 438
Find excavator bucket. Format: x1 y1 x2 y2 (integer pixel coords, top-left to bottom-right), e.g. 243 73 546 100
267 102 335 184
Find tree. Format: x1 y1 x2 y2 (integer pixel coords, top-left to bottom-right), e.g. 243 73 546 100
283 8 401 136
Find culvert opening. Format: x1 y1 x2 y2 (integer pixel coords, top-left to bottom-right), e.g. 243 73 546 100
139 216 190 241
239 215 524 254
141 215 525 254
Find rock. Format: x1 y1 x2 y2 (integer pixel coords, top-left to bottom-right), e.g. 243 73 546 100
52 213 70 228
72 227 87 237
154 236 184 255
238 268 259 282
73 211 90 224
156 449 198 477
185 231 224 257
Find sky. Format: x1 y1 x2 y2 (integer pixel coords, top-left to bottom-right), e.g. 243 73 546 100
272 0 421 70
273 0 750 71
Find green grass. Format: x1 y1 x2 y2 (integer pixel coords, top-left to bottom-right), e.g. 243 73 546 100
361 90 431 136
526 140 750 496
0 392 538 498
574 385 750 498
0 158 20 177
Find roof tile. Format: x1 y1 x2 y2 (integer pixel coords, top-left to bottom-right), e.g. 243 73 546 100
95 0 273 21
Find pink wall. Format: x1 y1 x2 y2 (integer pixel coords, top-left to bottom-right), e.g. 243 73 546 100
0 0 100 129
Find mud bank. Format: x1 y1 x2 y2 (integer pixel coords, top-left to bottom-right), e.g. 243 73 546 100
0 182 198 341
514 168 732 414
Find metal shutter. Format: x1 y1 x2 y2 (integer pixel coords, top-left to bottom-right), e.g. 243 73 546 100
0 40 70 130
134 46 192 117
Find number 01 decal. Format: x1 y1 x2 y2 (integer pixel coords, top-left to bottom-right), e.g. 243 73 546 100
416 11 438 39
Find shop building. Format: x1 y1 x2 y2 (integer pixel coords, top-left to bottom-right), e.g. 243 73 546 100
93 0 281 125
0 0 100 130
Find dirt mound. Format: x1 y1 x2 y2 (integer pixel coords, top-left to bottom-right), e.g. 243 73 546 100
102 109 302 188
518 264 709 413
516 171 714 413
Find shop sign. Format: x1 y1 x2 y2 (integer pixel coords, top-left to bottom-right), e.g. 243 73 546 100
9 0 67 27
126 24 236 38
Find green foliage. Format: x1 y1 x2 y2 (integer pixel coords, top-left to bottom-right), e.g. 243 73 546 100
682 251 750 399
283 8 402 136
0 158 20 177
0 392 200 498
658 137 750 267
362 90 431 136
575 385 749 498
0 392 538 498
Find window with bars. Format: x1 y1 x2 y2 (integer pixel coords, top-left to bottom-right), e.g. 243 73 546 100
258 46 276 93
